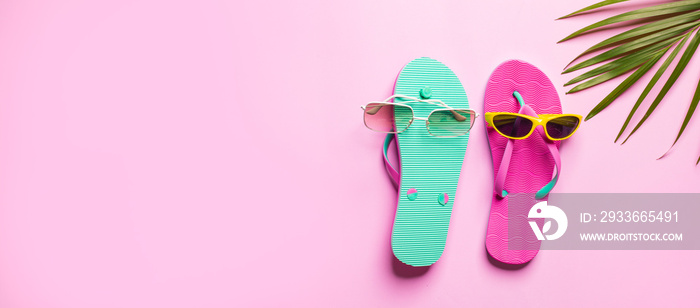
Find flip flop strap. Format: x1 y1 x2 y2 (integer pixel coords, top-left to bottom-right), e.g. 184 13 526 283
494 137 514 198
494 104 561 200
383 134 400 186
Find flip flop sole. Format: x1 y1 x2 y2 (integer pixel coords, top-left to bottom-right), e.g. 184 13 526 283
484 60 562 265
391 57 470 267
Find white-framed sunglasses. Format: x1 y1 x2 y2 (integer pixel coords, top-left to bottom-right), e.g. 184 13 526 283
361 94 479 137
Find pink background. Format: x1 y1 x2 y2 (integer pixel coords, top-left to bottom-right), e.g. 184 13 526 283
0 0 698 307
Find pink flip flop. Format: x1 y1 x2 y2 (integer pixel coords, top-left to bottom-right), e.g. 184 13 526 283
484 60 564 265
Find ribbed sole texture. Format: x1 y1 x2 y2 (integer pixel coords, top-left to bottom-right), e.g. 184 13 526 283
391 57 470 267
484 60 561 265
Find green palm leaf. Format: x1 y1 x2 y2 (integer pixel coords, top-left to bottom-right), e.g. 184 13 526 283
564 37 676 87
585 50 665 121
560 0 700 43
560 1 700 163
621 27 700 144
565 10 700 66
563 22 696 74
615 33 692 142
558 0 629 20
565 40 677 93
664 78 700 161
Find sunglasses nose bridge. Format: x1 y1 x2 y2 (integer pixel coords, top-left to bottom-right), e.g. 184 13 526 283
527 117 544 130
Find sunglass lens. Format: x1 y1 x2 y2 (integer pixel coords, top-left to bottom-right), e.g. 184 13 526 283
427 109 475 137
363 103 412 133
492 114 533 138
546 116 580 139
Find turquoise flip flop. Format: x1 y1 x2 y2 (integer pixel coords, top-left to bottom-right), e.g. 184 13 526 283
383 57 472 267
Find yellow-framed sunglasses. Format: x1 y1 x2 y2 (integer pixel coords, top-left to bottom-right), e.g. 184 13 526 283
484 112 582 141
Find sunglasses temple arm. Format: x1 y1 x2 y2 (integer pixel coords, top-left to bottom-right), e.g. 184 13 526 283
384 94 411 102
386 94 452 108
362 101 388 115
424 100 449 108
448 110 467 121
